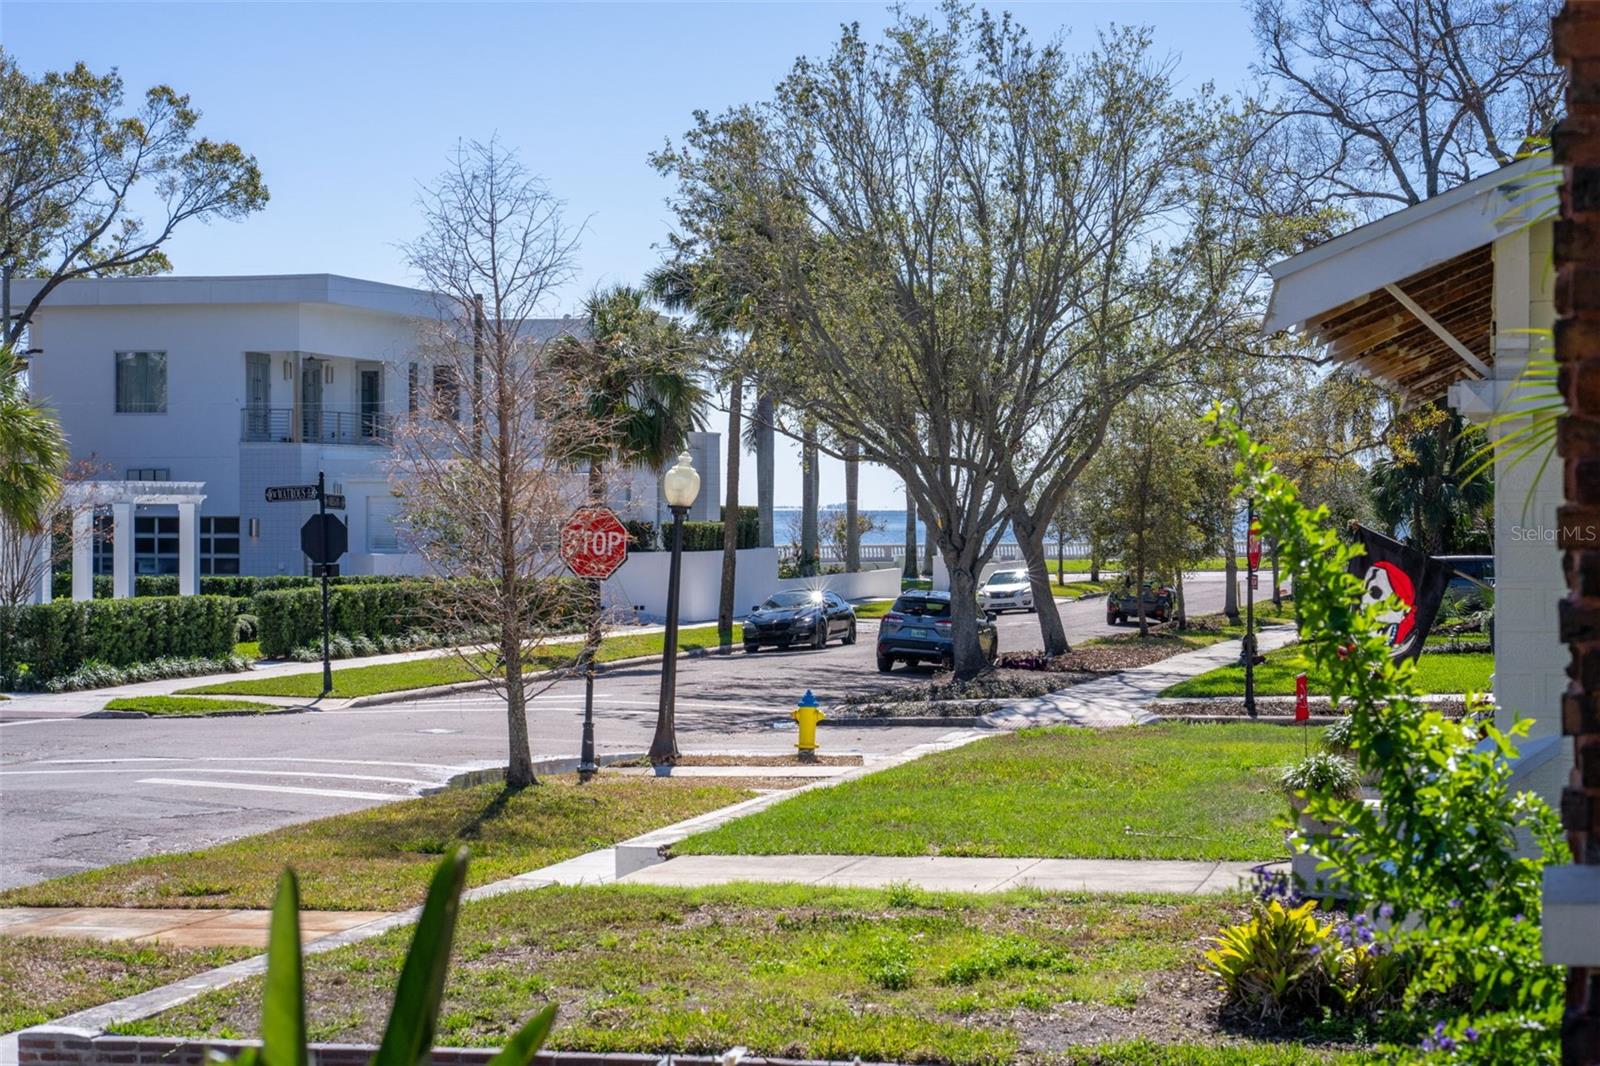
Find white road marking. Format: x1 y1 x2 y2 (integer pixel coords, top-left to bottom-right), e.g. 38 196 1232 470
0 768 435 786
33 756 474 771
136 778 400 802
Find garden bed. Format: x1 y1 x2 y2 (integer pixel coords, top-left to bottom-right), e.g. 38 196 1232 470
1159 647 1493 699
107 883 1365 1065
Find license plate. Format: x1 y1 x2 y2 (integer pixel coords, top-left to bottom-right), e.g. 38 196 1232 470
905 627 931 638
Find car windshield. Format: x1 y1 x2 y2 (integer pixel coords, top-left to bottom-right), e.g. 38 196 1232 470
987 570 1027 585
760 591 822 609
891 595 950 618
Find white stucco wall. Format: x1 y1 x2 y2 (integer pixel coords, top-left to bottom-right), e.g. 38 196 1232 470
602 547 779 624
773 567 901 601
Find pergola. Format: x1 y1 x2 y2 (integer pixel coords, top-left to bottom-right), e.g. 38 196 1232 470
56 481 209 602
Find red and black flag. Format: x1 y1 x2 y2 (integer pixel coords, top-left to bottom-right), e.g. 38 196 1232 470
1347 525 1451 662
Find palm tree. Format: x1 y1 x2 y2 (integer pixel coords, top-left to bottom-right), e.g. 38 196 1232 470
646 262 753 648
551 285 709 497
0 343 66 534
1369 404 1493 555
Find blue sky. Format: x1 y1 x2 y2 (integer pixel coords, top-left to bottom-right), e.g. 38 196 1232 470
3 0 1258 509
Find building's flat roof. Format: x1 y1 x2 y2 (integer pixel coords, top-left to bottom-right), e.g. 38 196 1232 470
8 273 444 319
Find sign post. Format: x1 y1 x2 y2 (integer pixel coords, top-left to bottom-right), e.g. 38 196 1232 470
1295 671 1310 754
268 473 347 695
559 507 630 781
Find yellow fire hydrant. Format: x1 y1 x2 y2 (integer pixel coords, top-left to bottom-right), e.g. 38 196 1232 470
792 689 824 762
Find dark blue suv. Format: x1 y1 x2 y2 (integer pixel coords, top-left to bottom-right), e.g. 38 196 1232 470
875 589 998 672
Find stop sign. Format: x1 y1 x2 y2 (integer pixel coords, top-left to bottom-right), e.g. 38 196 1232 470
560 507 629 579
1246 520 1262 571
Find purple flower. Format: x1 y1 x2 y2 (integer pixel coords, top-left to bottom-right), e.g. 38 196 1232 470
1464 1027 1480 1043
1379 903 1394 920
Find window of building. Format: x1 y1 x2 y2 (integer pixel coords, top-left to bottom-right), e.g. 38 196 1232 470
408 363 419 413
367 496 403 553
200 516 241 575
125 467 170 482
115 351 167 413
134 514 179 575
432 364 459 421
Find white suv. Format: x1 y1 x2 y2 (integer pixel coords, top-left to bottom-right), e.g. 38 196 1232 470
979 568 1035 614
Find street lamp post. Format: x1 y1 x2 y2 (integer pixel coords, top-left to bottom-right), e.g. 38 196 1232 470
650 451 701 775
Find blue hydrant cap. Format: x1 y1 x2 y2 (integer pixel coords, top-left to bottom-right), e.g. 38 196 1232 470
798 690 818 708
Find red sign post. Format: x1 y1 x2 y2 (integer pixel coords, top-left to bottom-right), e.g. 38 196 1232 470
560 507 629 579
1247 520 1262 571
1294 673 1309 722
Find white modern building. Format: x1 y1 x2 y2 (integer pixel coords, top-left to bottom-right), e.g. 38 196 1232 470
13 274 723 587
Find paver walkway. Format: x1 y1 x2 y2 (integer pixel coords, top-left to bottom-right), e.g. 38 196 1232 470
0 906 388 947
985 624 1301 728
617 853 1265 895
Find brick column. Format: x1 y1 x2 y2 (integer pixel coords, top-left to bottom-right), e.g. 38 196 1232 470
1553 5 1600 1063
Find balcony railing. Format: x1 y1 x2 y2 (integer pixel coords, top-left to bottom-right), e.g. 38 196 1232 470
241 407 393 446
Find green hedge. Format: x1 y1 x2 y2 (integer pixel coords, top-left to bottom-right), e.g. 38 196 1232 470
681 507 761 552
0 596 238 686
252 577 591 658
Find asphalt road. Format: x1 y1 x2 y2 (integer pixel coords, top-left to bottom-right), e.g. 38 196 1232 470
0 574 1231 890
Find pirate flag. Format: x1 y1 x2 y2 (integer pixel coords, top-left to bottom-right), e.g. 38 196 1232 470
1347 525 1451 662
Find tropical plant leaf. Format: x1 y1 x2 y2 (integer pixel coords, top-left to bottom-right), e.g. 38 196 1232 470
372 847 470 1066
260 870 307 1066
482 1003 557 1066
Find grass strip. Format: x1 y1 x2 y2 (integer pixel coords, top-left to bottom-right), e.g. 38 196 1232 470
102 695 280 716
0 777 755 912
108 883 1364 1064
676 722 1307 862
0 937 253 1033
1159 646 1493 699
181 623 740 699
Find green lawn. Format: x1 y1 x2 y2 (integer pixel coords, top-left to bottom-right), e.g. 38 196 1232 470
0 777 755 912
852 598 895 619
1159 647 1494 699
0 937 254 1033
102 695 280 716
233 640 261 660
181 623 741 699
110 882 1361 1065
676 723 1308 862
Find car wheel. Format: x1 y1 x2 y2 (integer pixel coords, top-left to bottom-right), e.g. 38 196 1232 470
843 621 857 645
1027 603 1037 613
744 642 760 654
876 653 895 673
812 621 829 650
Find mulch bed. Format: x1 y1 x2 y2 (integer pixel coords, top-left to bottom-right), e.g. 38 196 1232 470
1154 695 1468 718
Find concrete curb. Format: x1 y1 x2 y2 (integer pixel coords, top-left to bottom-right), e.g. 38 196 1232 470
82 706 310 720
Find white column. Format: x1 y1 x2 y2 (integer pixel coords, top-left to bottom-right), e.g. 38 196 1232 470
177 501 200 596
111 501 134 599
71 508 94 602
35 534 51 603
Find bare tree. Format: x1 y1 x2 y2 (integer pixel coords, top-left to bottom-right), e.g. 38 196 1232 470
1250 0 1564 212
394 138 590 789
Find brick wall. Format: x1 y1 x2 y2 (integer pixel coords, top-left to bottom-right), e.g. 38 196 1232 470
1553 4 1600 1063
15 1029 889 1066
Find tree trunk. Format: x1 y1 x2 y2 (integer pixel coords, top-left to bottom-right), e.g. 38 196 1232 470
1175 569 1187 630
1055 527 1066 587
1012 508 1069 655
755 391 776 549
945 548 988 679
718 375 743 648
904 492 919 579
1271 542 1282 610
844 441 861 573
1135 554 1148 638
923 519 935 577
501 355 534 788
1223 506 1240 623
1089 540 1101 583
800 423 819 575
502 635 534 787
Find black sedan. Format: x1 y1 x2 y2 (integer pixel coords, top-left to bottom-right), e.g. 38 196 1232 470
743 589 858 652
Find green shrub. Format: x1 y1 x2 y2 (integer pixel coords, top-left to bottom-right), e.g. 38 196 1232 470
1279 753 1360 804
1212 414 1562 1041
0 597 238 686
43 654 249 693
1201 899 1404 1025
50 572 415 600
679 510 761 552
624 520 658 551
234 614 259 643
253 578 588 659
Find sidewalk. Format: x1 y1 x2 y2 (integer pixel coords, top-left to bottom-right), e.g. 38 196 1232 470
984 624 1301 729
617 853 1262 895
0 622 675 718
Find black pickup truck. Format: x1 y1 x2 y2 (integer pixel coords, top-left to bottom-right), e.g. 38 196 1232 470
1106 582 1174 625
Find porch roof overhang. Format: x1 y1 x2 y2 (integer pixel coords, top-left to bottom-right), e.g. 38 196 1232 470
1262 156 1548 399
